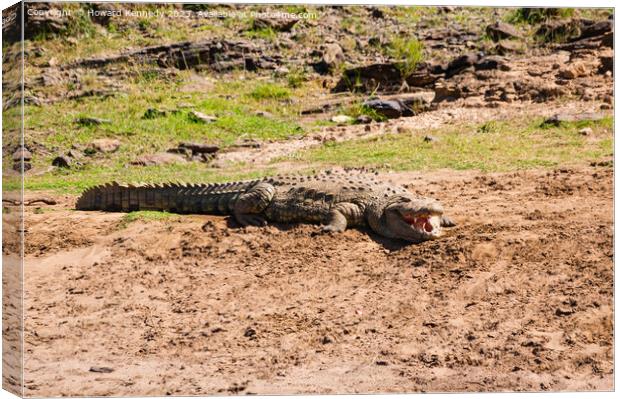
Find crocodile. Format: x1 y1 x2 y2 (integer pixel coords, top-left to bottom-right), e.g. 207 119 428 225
76 170 455 243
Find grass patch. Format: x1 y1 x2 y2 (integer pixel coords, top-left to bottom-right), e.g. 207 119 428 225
477 120 505 134
539 115 614 130
286 68 308 89
120 210 176 227
249 83 291 100
343 102 388 122
21 79 303 164
286 117 613 172
244 25 278 42
13 162 279 194
385 37 424 77
507 8 575 25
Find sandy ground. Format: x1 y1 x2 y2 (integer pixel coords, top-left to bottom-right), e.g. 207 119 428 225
15 164 613 396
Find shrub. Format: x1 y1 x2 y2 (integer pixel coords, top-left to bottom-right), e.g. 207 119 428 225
345 102 387 123
286 68 307 88
507 8 575 25
386 37 424 77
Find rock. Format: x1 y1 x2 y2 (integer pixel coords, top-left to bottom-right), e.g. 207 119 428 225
369 7 384 18
178 142 220 154
67 149 83 159
89 366 114 373
433 82 461 102
273 66 290 77
73 39 276 73
90 139 120 153
558 62 588 79
12 147 32 161
232 139 261 149
405 62 444 86
486 22 521 42
52 155 72 168
13 161 31 172
600 31 613 48
577 19 612 41
495 40 523 55
555 307 574 317
143 108 168 119
131 153 188 166
332 63 402 93
356 115 373 124
312 43 344 74
252 17 298 32
533 84 567 102
189 111 217 123
21 3 71 41
445 53 480 78
579 127 593 136
254 110 273 117
244 327 257 338
438 6 455 13
598 54 613 74
75 117 111 126
475 56 511 71
331 115 353 124
362 99 413 119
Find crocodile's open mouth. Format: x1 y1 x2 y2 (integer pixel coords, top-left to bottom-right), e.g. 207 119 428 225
402 213 442 236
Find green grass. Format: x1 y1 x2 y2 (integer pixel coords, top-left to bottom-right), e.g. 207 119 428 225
286 116 613 172
343 102 388 122
120 210 176 227
9 162 278 194
286 68 308 89
506 8 575 25
249 83 291 100
244 26 278 42
21 77 303 162
11 74 308 194
385 37 425 77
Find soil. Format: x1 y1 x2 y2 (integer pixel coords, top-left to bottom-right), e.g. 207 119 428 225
21 165 613 395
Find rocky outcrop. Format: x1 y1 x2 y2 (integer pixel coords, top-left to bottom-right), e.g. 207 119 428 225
2 2 71 43
311 43 345 74
485 22 522 41
252 16 299 32
71 39 285 72
332 63 402 93
131 153 188 166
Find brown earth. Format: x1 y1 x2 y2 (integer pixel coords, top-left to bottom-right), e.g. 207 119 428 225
20 165 613 396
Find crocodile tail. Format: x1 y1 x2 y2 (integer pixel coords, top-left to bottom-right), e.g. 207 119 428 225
75 181 258 215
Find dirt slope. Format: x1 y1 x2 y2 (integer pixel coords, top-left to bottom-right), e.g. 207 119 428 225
21 165 613 395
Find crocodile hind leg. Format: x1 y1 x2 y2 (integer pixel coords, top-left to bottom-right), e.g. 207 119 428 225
233 182 276 227
321 202 364 233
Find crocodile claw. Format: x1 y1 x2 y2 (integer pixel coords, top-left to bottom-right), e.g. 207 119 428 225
236 214 268 227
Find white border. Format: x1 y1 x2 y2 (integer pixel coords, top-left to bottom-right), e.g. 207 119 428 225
0 1 616 399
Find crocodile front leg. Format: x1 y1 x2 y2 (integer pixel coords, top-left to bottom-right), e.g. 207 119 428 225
233 182 276 226
441 215 456 227
321 202 365 233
